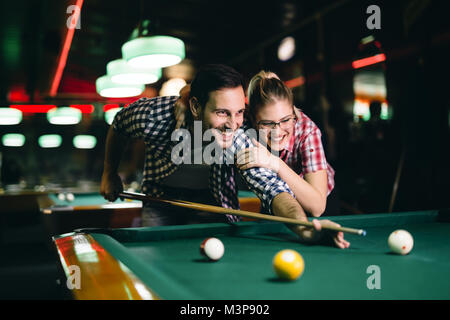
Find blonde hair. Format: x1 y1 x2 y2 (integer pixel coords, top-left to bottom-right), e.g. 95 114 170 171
246 71 294 123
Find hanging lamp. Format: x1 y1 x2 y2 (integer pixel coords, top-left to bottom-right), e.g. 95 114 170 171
107 59 162 85
96 75 144 98
0 108 22 125
38 134 62 148
47 107 82 125
2 133 25 147
122 19 185 69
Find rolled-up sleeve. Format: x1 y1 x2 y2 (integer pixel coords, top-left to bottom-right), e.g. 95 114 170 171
233 129 294 214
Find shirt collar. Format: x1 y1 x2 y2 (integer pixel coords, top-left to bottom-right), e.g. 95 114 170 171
282 108 300 154
283 124 296 153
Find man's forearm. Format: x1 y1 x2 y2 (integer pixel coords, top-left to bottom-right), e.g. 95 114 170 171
103 126 129 174
272 192 320 242
271 192 308 221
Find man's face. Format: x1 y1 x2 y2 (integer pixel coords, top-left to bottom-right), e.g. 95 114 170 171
199 86 246 148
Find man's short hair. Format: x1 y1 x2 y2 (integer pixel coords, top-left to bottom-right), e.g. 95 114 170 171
190 64 244 107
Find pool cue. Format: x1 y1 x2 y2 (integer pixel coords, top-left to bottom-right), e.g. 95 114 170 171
118 191 366 236
389 146 406 213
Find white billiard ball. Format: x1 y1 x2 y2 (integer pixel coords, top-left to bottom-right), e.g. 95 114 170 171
66 193 75 202
388 230 414 255
200 238 225 261
57 193 66 201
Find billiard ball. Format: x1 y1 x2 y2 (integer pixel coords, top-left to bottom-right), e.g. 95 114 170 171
200 238 224 261
273 249 304 281
57 193 66 201
388 230 414 255
66 193 75 202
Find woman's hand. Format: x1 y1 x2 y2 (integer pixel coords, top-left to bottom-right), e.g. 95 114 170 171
236 139 280 172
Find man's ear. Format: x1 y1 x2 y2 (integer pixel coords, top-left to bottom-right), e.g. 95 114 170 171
189 97 201 119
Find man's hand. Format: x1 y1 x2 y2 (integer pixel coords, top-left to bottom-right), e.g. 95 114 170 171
100 171 123 202
291 219 350 249
319 219 350 248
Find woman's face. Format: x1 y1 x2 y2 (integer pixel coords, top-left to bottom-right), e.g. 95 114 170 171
254 99 295 151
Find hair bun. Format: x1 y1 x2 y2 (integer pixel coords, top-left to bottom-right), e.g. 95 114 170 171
263 71 280 80
247 70 292 115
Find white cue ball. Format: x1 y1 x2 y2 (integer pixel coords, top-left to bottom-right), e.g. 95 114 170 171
388 230 414 255
66 193 75 202
200 237 225 261
57 193 66 201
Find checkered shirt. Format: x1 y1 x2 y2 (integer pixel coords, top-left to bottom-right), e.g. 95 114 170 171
279 108 335 195
112 96 294 222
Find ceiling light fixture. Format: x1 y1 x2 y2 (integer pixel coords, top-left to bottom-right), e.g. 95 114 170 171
278 36 296 61
47 107 82 125
96 75 144 98
122 19 185 69
38 134 62 148
2 133 25 147
107 59 161 85
73 135 97 149
0 108 22 125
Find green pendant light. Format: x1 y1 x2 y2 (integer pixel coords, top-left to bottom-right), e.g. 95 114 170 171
38 134 62 148
0 108 22 125
107 59 162 85
2 133 25 147
47 107 82 125
96 75 144 98
122 36 185 69
73 135 97 149
122 19 185 69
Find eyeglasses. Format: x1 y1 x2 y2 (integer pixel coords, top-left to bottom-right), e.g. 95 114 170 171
257 115 296 129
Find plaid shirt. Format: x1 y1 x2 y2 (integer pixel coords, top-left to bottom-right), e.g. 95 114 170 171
279 108 335 195
112 96 294 222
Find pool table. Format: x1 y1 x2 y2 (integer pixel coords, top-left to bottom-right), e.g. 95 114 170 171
40 191 143 236
53 209 450 300
41 190 260 237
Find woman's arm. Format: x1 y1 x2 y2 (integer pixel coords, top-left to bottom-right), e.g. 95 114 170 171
277 160 328 217
237 140 328 217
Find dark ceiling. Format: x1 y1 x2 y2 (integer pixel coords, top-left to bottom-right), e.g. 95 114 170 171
0 0 348 103
1 0 448 104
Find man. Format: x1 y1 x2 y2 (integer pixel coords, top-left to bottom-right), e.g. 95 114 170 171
100 64 349 248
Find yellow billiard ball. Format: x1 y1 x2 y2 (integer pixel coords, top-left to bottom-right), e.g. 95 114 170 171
273 249 304 281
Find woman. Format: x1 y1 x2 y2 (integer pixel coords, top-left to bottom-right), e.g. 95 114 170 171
236 71 336 218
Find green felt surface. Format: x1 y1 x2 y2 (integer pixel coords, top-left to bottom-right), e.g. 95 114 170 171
237 190 258 198
91 210 450 300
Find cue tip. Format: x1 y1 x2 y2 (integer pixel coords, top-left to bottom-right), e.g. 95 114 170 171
360 230 367 237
